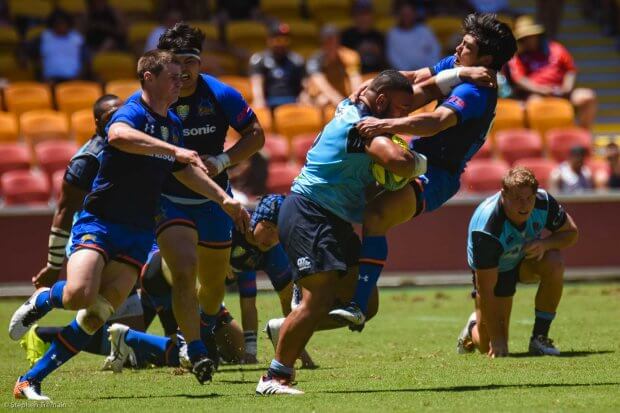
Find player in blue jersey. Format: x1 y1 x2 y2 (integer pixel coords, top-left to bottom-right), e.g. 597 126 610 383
458 167 578 357
256 70 423 395
330 14 519 326
148 23 265 374
9 50 248 400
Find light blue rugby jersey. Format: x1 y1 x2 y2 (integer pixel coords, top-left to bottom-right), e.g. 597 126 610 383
291 99 375 223
467 189 567 272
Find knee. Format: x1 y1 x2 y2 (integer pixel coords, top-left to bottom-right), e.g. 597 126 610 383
572 88 597 107
76 295 114 334
541 251 565 279
168 255 197 282
63 287 98 310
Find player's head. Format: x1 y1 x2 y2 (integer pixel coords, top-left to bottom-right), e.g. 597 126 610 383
568 145 588 171
157 22 205 91
363 69 414 118
501 167 539 225
248 194 285 251
606 142 619 164
456 13 517 70
267 22 291 56
137 49 182 104
93 94 122 136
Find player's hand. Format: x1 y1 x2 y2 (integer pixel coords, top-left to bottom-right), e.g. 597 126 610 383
356 117 391 139
32 266 61 288
200 155 220 177
222 197 250 233
459 66 497 88
349 78 372 103
488 339 508 358
523 240 547 261
175 147 208 173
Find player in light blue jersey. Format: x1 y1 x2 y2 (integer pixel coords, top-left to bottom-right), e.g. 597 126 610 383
331 14 519 326
457 167 578 357
256 70 423 395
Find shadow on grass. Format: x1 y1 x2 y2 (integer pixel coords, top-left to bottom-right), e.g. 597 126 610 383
97 393 221 400
219 365 330 373
320 382 620 395
509 350 614 358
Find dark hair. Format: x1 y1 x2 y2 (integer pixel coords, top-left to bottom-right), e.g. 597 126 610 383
368 69 413 95
462 13 517 70
157 22 205 53
93 94 120 120
137 49 180 85
47 8 73 28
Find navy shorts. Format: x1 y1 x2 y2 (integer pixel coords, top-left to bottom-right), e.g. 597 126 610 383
471 260 523 298
410 164 461 214
278 193 361 281
68 210 154 270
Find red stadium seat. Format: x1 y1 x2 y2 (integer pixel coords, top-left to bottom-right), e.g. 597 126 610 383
471 139 493 160
51 169 65 200
0 144 32 194
267 162 300 194
291 132 317 165
34 140 79 180
461 159 510 193
496 129 543 165
1 169 50 205
546 127 592 163
262 134 290 163
513 158 558 189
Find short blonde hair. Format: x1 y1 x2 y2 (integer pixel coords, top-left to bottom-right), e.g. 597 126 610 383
502 166 539 192
137 49 180 86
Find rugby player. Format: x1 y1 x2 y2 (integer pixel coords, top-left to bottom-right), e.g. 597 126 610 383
457 167 578 357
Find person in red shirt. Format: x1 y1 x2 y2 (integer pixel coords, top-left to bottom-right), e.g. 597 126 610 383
507 16 597 129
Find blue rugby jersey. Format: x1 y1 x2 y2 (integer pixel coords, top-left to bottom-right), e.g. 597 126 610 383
410 55 497 175
83 97 186 229
64 134 105 191
467 189 567 272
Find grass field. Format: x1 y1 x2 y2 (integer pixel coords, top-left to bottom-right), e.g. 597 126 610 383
1 283 619 412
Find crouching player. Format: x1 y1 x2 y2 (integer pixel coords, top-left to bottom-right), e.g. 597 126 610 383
457 167 578 357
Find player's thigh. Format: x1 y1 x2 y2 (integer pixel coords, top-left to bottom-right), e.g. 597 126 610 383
520 250 564 282
298 270 340 311
276 282 293 315
364 183 418 232
99 260 140 309
65 248 106 303
196 245 231 284
157 225 198 276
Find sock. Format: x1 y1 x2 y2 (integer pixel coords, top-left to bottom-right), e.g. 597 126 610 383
199 311 218 336
124 328 178 366
22 319 91 384
186 339 208 365
84 326 107 355
34 281 66 313
532 309 556 338
267 359 294 380
244 331 257 356
352 236 387 313
34 326 62 343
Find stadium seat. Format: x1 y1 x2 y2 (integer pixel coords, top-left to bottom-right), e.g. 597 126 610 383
200 51 240 76
8 0 52 20
55 81 103 116
57 0 87 14
262 0 302 21
307 0 351 24
226 21 268 54
253 107 273 133
218 75 253 102
286 20 320 50
107 0 154 18
322 18 354 32
292 132 317 165
266 162 300 194
375 17 396 33
25 25 45 42
4 82 53 116
0 26 19 52
586 157 609 185
461 159 510 193
262 133 290 163
71 109 96 145
513 158 558 189
488 99 524 138
323 104 337 123
128 21 159 53
51 169 65 200
105 79 141 100
1 169 50 206
546 127 592 162
273 103 322 142
526 98 575 139
93 52 136 82
427 16 462 52
495 129 543 165
0 143 31 179
34 140 79 180
186 21 219 42
0 54 35 81
0 112 19 142
471 139 493 160
20 110 70 148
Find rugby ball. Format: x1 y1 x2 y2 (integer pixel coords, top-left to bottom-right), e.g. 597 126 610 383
371 135 410 191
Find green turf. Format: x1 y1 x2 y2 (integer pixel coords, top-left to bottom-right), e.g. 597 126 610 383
1 283 619 412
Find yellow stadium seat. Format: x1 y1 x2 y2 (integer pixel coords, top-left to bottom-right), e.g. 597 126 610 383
525 98 575 140
105 79 141 100
286 20 320 49
25 26 45 41
107 0 154 18
201 52 240 76
0 27 19 52
187 21 219 42
58 0 87 14
0 54 35 81
128 21 159 52
427 16 463 53
8 0 53 19
226 21 268 54
373 2 393 17
219 75 253 102
4 82 53 116
307 0 351 24
291 45 318 59
20 110 70 148
362 71 380 82
253 106 273 133
93 52 136 82
323 104 337 124
375 17 395 33
55 81 103 116
489 99 525 139
262 0 302 21
273 103 322 142
0 112 19 142
323 18 354 32
71 109 96 144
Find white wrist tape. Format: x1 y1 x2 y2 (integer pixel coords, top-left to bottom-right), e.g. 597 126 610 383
209 153 231 175
47 227 70 270
435 68 463 95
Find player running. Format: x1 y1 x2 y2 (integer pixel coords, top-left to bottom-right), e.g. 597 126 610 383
9 50 248 400
457 167 578 357
330 13 518 326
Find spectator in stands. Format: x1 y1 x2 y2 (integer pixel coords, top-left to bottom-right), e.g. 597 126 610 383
551 146 594 193
386 1 441 70
304 25 362 108
603 142 620 189
341 0 386 74
228 152 269 205
83 0 127 52
249 23 305 110
38 9 90 82
507 16 598 130
144 9 183 52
